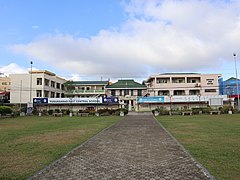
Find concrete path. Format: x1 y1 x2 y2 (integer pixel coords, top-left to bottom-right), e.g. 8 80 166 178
30 114 213 180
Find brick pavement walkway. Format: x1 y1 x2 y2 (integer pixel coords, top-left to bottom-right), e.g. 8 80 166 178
30 114 213 180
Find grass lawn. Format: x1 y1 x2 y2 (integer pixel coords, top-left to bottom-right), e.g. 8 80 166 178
156 114 240 180
0 115 121 179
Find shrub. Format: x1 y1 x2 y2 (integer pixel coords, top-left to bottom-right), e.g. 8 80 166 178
202 106 212 114
153 107 169 115
54 109 60 113
48 109 53 115
219 105 234 114
0 106 12 115
32 108 39 115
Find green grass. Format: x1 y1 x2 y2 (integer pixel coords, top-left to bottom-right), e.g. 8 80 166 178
156 114 240 180
0 115 121 179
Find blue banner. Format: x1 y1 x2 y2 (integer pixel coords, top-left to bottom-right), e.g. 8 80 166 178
138 96 164 103
102 97 119 104
33 98 48 104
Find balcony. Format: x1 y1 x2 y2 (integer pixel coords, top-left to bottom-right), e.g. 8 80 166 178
65 89 105 95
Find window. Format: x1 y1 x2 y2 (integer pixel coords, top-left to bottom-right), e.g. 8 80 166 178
2 82 7 85
44 79 49 86
119 90 122 96
137 90 142 96
44 91 49 97
158 90 169 96
157 78 168 84
36 90 42 97
173 90 185 95
86 87 90 90
124 89 129 96
51 92 55 98
131 90 134 96
56 83 60 89
51 81 55 88
207 79 214 85
56 93 60 98
189 90 200 95
172 78 185 83
36 78 42 85
205 89 217 92
111 90 115 96
81 87 85 90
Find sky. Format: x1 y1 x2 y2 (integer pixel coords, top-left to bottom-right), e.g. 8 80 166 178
0 0 240 82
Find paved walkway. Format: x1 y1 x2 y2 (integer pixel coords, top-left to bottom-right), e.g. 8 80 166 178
30 114 213 180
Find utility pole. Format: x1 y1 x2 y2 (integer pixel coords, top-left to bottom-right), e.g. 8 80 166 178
233 53 240 110
30 61 33 103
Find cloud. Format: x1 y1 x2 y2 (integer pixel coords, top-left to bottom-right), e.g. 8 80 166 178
32 25 39 29
10 0 240 78
0 63 28 76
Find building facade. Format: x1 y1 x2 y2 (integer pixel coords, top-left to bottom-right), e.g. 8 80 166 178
10 70 66 104
146 73 221 96
0 76 11 104
105 79 147 111
64 81 109 98
219 77 240 108
219 77 240 96
0 76 11 92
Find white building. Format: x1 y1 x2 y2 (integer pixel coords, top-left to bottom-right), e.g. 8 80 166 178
146 73 221 96
64 81 109 98
10 70 66 104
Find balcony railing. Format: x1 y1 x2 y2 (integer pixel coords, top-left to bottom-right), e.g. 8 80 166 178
65 89 105 94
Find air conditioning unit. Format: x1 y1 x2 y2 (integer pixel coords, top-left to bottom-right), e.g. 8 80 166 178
195 83 201 87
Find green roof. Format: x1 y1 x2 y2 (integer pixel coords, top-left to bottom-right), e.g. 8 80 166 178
106 80 147 89
68 81 109 85
161 73 200 75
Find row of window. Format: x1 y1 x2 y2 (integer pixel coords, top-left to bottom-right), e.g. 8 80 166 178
157 89 217 96
1 82 10 85
36 90 64 98
36 78 64 89
155 78 215 84
111 89 143 96
75 86 105 91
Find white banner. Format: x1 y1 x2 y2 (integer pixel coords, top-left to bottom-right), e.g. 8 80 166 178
140 95 228 103
48 98 102 104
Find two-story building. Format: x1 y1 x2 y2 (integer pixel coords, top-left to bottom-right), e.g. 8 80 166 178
10 70 66 104
105 79 147 111
64 81 109 98
146 73 221 96
137 73 226 111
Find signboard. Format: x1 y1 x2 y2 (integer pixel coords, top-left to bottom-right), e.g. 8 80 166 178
138 95 228 103
209 98 223 106
102 97 119 104
138 96 164 103
27 102 33 114
48 98 102 104
33 98 48 104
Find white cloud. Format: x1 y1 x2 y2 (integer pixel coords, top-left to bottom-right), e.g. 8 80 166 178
0 63 28 76
32 25 39 29
10 0 240 78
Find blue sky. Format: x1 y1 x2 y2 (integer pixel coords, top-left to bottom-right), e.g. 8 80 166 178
0 0 240 81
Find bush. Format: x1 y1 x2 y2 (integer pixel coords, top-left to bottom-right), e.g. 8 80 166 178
0 106 12 115
48 109 53 115
219 105 234 114
54 109 60 113
202 106 212 114
192 108 203 115
153 107 169 115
